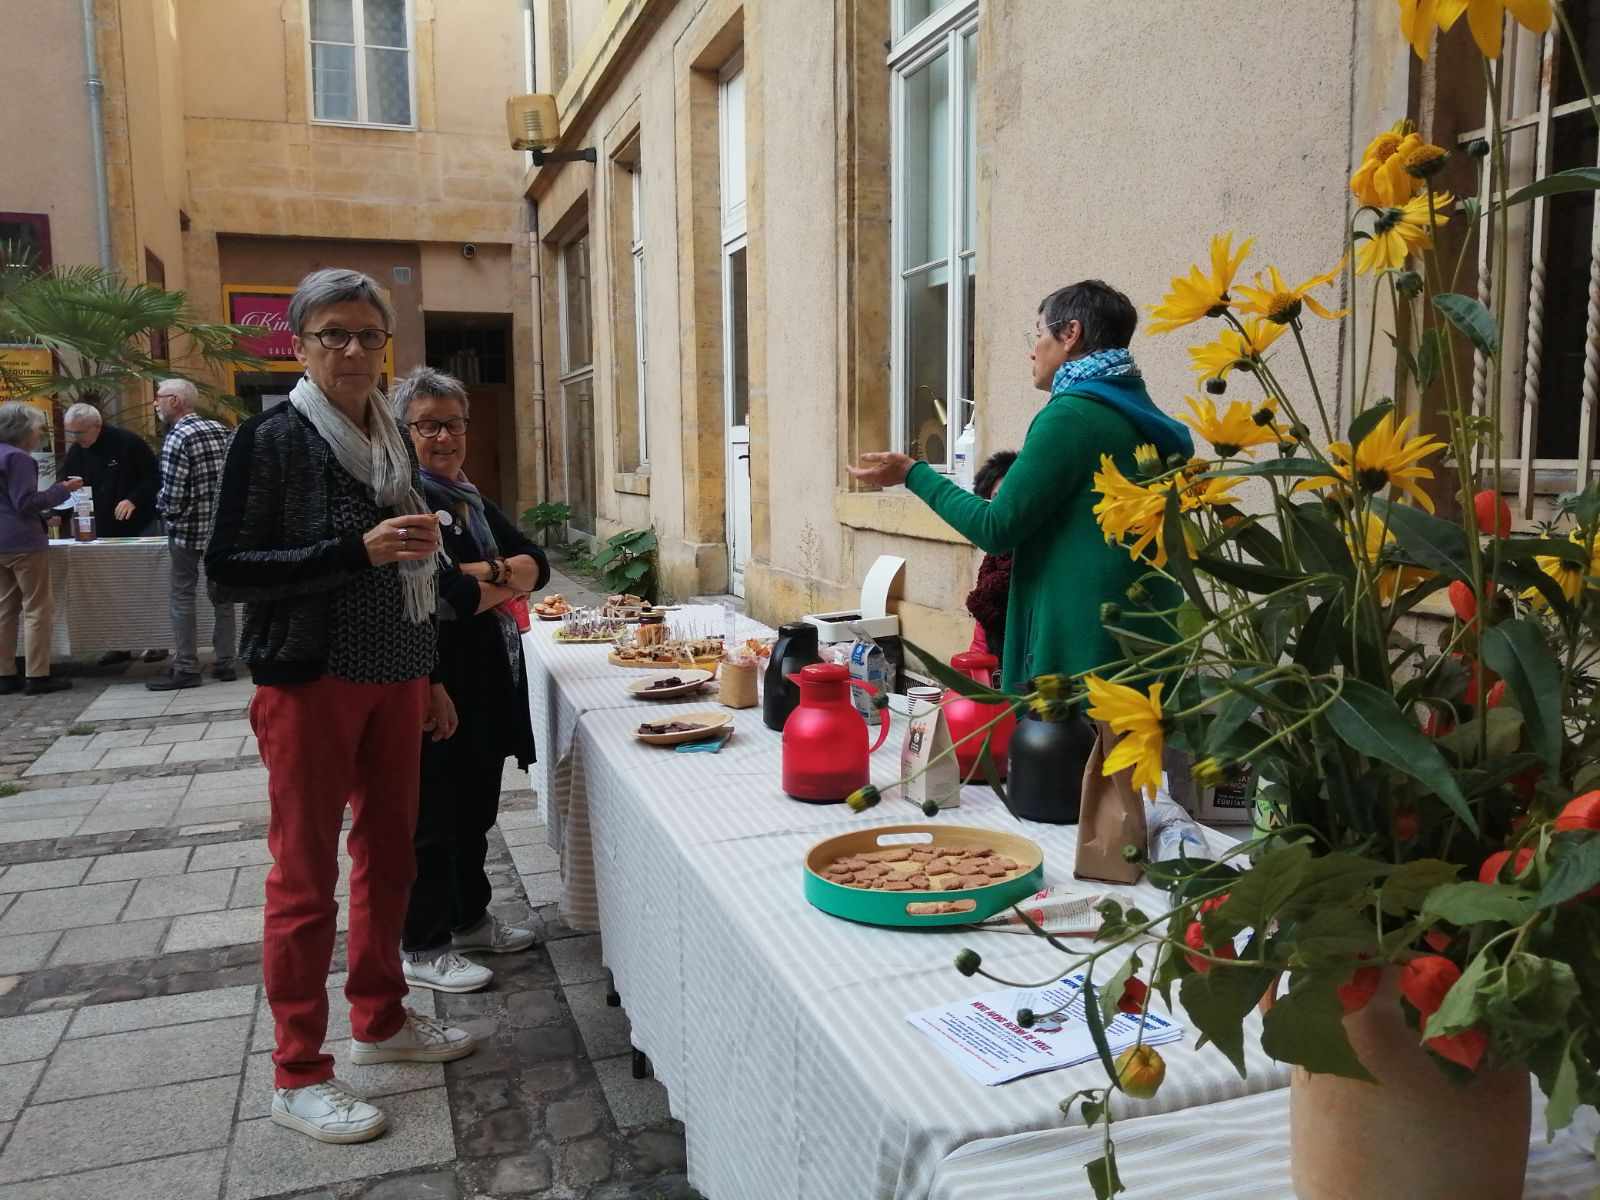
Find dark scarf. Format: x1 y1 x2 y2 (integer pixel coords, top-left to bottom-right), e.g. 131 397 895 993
966 552 1012 661
420 468 520 684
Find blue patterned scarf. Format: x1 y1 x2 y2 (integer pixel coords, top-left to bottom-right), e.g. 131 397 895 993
1050 347 1141 392
1049 347 1194 459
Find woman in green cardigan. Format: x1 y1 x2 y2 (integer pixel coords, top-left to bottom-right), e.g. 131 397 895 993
848 279 1192 695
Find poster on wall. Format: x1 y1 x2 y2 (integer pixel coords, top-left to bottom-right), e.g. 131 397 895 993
223 284 396 402
0 346 58 485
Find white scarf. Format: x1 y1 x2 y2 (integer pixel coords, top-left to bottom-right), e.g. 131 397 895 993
289 375 436 623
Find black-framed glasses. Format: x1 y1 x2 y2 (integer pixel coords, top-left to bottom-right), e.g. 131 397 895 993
303 327 392 350
409 418 470 439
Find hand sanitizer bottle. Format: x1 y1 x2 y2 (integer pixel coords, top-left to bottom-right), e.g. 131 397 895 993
953 421 977 492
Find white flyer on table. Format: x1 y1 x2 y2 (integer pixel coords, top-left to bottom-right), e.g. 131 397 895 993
907 972 1185 1086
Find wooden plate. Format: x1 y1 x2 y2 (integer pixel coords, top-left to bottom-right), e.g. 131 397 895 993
536 613 567 622
803 824 1045 928
626 669 715 700
633 710 733 746
608 650 722 670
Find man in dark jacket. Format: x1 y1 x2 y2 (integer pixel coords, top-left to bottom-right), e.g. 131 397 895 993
61 401 159 537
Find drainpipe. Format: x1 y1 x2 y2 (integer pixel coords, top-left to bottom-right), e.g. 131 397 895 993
528 203 551 522
81 0 113 268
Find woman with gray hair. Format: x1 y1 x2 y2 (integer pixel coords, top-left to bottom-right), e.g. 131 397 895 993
205 269 475 1145
390 366 547 995
0 401 82 695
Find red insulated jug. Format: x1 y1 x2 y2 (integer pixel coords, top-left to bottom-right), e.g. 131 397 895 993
781 663 892 803
942 651 1016 782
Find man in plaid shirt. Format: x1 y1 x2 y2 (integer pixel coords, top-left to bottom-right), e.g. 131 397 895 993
149 380 238 690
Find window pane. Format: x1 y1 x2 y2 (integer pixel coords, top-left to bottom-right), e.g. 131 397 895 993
1557 1 1600 108
959 255 975 424
901 48 950 268
903 263 950 465
564 375 596 533
962 31 976 254
363 0 408 48
726 245 749 429
720 69 747 227
897 0 939 38
312 43 357 121
366 47 411 124
562 238 592 369
310 0 354 43
1533 114 1598 458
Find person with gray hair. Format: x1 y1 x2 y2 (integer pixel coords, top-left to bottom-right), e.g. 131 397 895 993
61 398 159 539
0 401 83 694
205 267 475 1145
390 365 547 995
147 378 237 690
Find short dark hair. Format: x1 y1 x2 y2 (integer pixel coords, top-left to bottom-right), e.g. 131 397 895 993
974 450 1016 501
1038 280 1138 353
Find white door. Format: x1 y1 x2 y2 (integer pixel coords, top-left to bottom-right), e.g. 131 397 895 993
720 57 751 596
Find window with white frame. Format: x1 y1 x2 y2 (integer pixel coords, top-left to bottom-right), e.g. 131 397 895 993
890 0 977 469
1458 10 1599 508
309 0 414 127
631 165 649 465
559 233 597 534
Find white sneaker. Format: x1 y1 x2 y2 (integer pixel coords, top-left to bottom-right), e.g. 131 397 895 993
452 913 537 955
403 949 493 994
349 1009 477 1066
271 1078 387 1144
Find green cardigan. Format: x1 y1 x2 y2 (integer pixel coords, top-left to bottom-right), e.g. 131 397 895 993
907 382 1179 694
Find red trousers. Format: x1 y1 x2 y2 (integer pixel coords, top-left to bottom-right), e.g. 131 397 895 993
252 675 428 1089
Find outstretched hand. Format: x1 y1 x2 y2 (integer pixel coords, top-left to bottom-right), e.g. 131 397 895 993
846 451 915 489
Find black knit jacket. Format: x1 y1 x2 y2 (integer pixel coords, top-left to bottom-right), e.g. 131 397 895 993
205 403 437 687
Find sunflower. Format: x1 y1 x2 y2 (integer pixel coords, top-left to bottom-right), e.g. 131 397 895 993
1350 121 1423 207
1358 191 1454 275
1181 474 1241 512
1092 455 1171 564
1351 512 1433 603
1523 528 1600 607
1084 675 1166 798
1180 394 1281 458
1399 139 1449 179
1402 0 1553 60
1188 317 1287 382
1298 411 1447 511
1234 259 1350 325
1148 234 1254 335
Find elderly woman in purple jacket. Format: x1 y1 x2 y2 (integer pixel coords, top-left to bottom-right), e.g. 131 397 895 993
0 402 83 695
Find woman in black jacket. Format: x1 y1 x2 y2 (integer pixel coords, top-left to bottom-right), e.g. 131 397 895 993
391 367 549 994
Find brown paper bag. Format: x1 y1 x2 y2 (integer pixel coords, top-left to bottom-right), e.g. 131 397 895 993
1073 721 1148 885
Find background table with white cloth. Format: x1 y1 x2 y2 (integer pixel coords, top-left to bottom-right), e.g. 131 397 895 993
521 614 1300 1199
45 537 213 657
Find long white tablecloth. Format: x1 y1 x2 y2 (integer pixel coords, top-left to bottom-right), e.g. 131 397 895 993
521 617 1300 1199
46 537 215 657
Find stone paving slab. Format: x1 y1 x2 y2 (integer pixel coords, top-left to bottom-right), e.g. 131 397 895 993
0 934 59 976
0 882 133 936
0 1148 227 1200
47 916 170 968
189 839 273 872
224 1086 455 1200
546 933 608 987
565 981 634 1061
0 1075 237 1182
123 868 237 921
0 1061 43 1122
33 1014 250 1103
0 819 79 846
0 860 92 893
591 1053 672 1131
66 983 257 1038
81 846 192 883
166 906 281 954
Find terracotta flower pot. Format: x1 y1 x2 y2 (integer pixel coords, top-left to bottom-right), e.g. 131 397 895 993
1290 968 1530 1200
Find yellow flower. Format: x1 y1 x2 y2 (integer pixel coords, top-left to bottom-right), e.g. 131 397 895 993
1404 0 1554 60
1357 191 1454 275
1092 455 1171 565
1350 121 1423 207
1181 394 1282 458
1234 259 1350 325
1188 317 1287 383
1148 233 1253 335
1523 528 1600 607
1084 675 1166 798
1182 474 1241 511
1299 411 1447 512
1133 443 1163 477
1351 513 1433 603
1399 139 1449 179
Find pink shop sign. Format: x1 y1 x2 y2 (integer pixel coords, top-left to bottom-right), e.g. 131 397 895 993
226 289 296 361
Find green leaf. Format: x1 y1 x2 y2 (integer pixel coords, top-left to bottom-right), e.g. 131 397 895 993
1205 459 1326 480
1434 293 1500 356
1175 601 1205 639
977 729 1011 809
1286 505 1355 583
1193 554 1313 595
1293 595 1346 674
1536 832 1600 909
1544 1034 1581 1137
1279 853 1392 922
620 558 651 582
1368 497 1472 583
1325 678 1478 835
1497 166 1600 210
1178 956 1277 1078
1381 859 1462 916
1081 1098 1104 1127
1260 974 1376 1081
1079 972 1121 1084
1422 882 1538 926
1423 948 1496 1038
1163 485 1209 614
1497 537 1593 567
1480 618 1563 771
901 637 1014 703
1085 1146 1125 1200
1285 906 1380 962
1215 842 1312 935
1346 400 1395 452
1415 328 1445 391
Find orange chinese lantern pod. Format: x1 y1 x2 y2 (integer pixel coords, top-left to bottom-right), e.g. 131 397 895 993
1399 955 1460 1017
1183 921 1237 974
1424 929 1454 953
1116 977 1150 1015
1337 965 1382 1014
1473 489 1513 537
1427 1027 1488 1071
1485 680 1506 709
1554 791 1600 832
1422 708 1454 738
1393 805 1420 841
1478 847 1534 884
1448 579 1478 624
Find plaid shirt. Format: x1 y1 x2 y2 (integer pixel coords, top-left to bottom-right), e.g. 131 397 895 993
158 413 234 550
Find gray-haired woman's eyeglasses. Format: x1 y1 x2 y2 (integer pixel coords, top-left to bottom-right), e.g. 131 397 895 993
303 327 393 350
409 418 470 439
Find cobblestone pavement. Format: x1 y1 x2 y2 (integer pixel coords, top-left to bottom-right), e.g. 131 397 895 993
0 569 700 1199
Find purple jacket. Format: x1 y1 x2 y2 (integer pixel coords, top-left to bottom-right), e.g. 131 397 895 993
0 441 70 553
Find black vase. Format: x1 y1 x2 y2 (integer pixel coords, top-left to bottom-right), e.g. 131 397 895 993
763 622 822 731
1004 710 1097 824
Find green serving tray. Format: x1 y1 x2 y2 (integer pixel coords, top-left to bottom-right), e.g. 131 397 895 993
803 823 1046 928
